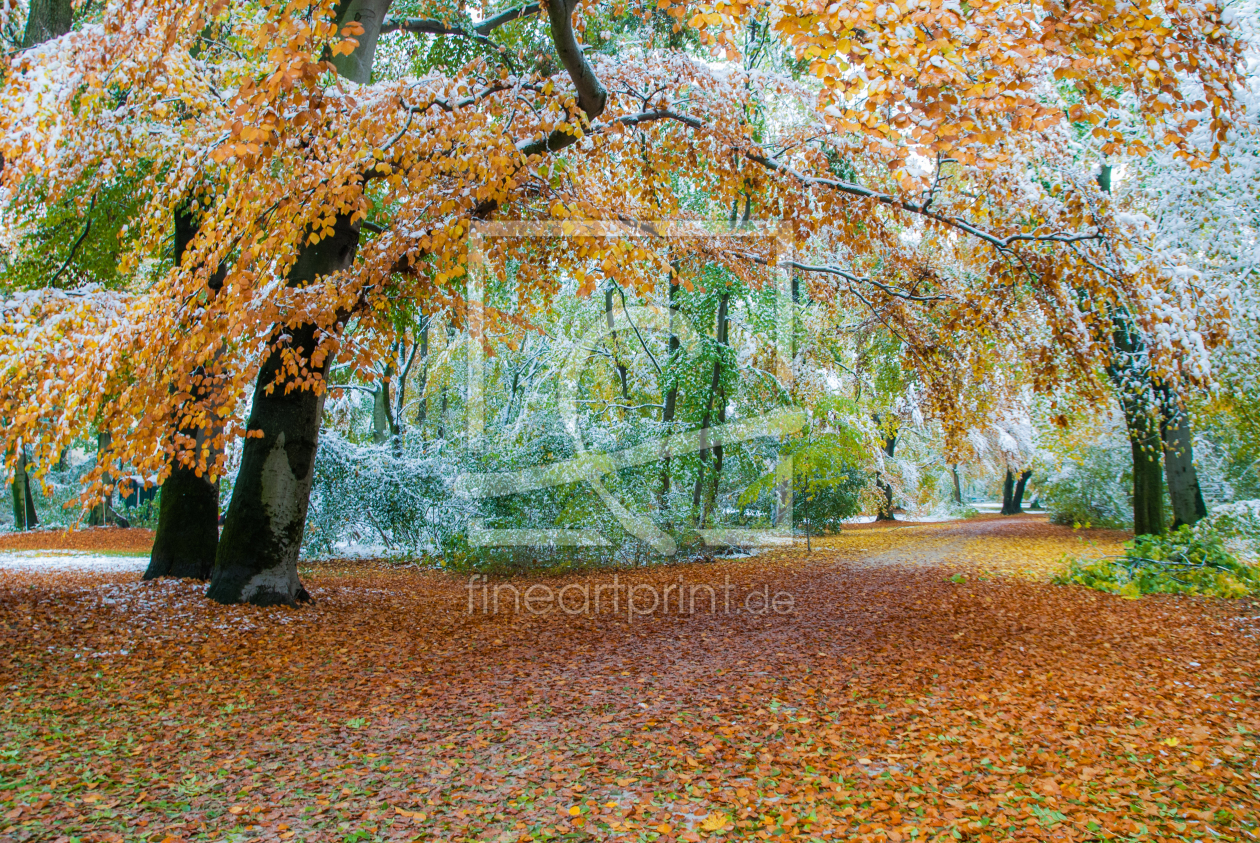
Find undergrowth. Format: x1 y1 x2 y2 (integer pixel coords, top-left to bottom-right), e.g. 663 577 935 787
1056 524 1260 598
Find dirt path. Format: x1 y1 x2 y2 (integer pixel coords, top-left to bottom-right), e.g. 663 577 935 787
1 517 1256 843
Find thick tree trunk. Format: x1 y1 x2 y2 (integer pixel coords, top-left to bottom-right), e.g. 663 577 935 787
1159 389 1207 529
146 206 225 580
1109 311 1166 536
10 443 38 530
371 363 394 444
1098 166 1166 537
1121 395 1166 536
1000 469 1016 514
146 458 219 579
207 215 360 606
1011 469 1032 512
950 463 963 505
208 0 382 603
21 0 73 47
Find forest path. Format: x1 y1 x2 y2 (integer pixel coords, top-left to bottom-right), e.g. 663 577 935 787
2 516 1257 842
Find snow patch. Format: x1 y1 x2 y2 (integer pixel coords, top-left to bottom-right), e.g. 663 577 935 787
0 550 148 572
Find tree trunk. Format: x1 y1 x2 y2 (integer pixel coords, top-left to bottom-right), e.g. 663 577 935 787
208 0 382 603
88 431 127 526
1119 393 1166 536
10 443 38 530
21 0 73 47
874 421 897 521
1000 469 1016 514
414 315 429 428
605 285 630 400
1159 388 1207 529
146 457 219 579
372 362 394 444
1109 311 1166 536
145 205 225 580
207 214 360 606
1098 165 1166 537
950 463 963 505
659 266 681 515
1011 469 1032 512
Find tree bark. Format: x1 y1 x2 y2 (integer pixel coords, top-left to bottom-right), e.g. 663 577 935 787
10 443 38 530
1159 388 1207 529
207 214 360 606
21 0 73 48
145 206 225 580
950 463 963 505
371 361 394 444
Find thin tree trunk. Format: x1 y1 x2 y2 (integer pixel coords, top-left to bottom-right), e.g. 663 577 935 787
89 431 124 526
415 314 429 429
659 266 680 515
1159 388 1207 529
692 293 729 527
146 206 225 580
605 285 630 400
208 214 360 606
950 463 963 505
10 443 38 530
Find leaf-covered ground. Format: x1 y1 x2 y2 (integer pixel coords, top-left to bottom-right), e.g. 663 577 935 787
2 515 1258 843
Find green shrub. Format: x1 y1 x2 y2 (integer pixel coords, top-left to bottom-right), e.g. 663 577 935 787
1055 525 1260 598
1042 441 1133 530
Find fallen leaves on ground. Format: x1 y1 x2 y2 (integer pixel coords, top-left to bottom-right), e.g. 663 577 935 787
1 515 1257 843
0 527 154 554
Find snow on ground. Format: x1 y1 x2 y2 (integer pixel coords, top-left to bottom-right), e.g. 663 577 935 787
0 549 149 572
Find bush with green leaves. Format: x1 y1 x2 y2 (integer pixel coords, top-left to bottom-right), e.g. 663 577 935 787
1042 438 1133 529
1055 524 1260 598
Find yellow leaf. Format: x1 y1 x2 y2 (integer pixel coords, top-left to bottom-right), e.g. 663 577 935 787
700 812 728 831
569 806 581 816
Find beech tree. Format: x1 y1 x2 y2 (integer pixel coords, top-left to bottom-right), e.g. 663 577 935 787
0 0 1246 601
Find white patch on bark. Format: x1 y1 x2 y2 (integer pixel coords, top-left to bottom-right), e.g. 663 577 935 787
240 432 303 602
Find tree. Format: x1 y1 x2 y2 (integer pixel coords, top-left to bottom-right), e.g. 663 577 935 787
0 0 1245 596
